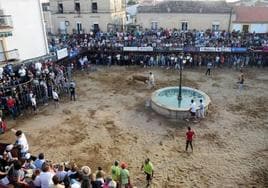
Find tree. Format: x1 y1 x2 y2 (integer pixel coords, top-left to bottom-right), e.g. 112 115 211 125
127 0 137 5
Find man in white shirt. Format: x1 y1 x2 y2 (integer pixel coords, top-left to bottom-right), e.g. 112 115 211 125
34 163 54 188
189 99 197 120
52 89 59 108
148 72 155 89
12 129 29 157
18 66 26 82
198 99 205 119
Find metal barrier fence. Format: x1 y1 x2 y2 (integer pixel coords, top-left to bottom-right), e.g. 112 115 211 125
1 66 71 119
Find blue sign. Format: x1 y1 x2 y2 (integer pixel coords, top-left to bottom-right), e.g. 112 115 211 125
231 48 247 52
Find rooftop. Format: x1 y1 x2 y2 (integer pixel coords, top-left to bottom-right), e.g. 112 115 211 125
138 0 232 14
234 6 268 23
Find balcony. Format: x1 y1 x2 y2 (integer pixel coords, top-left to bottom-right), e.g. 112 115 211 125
0 49 19 62
0 15 13 31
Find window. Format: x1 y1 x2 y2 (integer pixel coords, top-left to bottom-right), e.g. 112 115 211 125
181 21 188 31
77 22 82 34
92 2 98 13
93 24 99 32
58 3 63 13
151 21 158 30
242 25 249 33
212 22 220 31
75 2 80 12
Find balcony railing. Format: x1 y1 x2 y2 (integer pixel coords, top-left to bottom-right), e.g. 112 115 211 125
0 49 19 62
0 15 13 30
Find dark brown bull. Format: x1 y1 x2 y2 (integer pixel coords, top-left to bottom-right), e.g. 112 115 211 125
132 75 149 84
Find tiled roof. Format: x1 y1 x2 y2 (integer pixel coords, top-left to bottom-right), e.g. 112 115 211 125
234 6 268 23
138 1 232 14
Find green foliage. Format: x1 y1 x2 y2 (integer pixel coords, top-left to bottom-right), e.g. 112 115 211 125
127 0 137 5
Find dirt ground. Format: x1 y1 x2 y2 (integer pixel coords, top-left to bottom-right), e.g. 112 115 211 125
1 66 268 188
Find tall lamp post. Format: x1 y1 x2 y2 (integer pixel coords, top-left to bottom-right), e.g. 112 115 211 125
178 54 186 102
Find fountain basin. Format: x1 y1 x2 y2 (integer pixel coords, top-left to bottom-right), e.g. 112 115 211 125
151 86 211 119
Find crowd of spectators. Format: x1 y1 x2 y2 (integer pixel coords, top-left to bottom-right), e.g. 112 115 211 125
49 28 268 52
49 28 268 69
0 129 134 188
0 152 127 188
0 59 74 121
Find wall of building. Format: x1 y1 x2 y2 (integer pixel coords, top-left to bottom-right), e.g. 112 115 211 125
232 23 268 33
52 13 115 33
50 0 126 33
50 0 113 13
0 0 48 61
136 13 233 31
43 11 53 34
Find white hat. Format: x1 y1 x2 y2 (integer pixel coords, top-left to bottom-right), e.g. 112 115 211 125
6 144 13 151
81 166 91 176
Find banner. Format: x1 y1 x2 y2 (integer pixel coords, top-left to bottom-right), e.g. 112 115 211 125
123 47 153 52
184 47 197 52
56 48 68 60
231 48 247 52
154 47 183 52
263 47 268 52
217 47 232 52
199 47 232 52
199 47 216 52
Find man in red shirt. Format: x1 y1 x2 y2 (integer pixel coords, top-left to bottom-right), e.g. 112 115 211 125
186 126 195 152
6 96 16 119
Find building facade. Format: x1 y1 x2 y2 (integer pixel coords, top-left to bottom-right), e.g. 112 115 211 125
0 0 49 62
232 6 268 33
50 0 126 34
42 2 53 34
136 1 234 31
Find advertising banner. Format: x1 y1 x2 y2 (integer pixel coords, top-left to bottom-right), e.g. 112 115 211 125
56 48 68 60
231 48 247 52
123 47 153 52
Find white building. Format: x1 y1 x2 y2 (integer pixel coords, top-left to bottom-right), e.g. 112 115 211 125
0 0 49 62
50 0 126 34
232 6 268 33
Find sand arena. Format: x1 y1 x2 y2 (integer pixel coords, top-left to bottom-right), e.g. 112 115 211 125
1 66 267 188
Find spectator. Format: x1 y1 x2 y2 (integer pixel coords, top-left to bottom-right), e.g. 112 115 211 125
6 96 17 119
148 72 155 89
30 94 37 114
198 99 205 119
81 166 91 188
120 162 130 188
12 129 29 157
34 162 54 188
0 118 7 134
205 60 212 76
52 89 60 108
111 160 120 184
55 163 67 182
52 175 64 188
95 167 105 185
189 99 197 121
8 160 28 187
34 153 45 170
69 80 76 101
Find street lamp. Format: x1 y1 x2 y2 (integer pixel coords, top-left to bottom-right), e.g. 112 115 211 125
178 54 186 102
